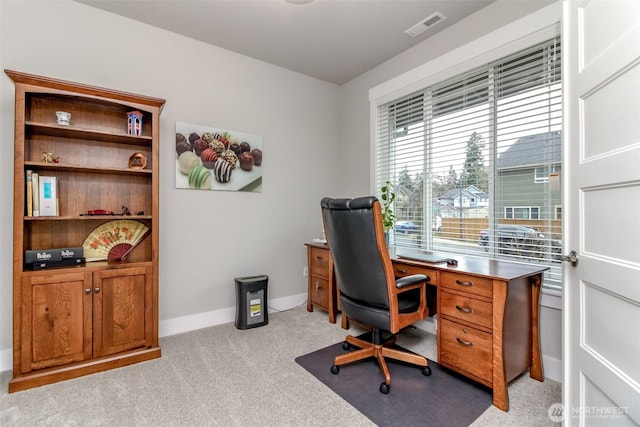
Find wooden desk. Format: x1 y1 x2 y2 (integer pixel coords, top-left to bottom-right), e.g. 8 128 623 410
394 255 546 412
306 243 547 412
305 243 338 323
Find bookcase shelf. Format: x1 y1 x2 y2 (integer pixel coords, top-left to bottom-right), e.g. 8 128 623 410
26 121 154 145
7 69 165 393
24 215 153 221
25 161 153 175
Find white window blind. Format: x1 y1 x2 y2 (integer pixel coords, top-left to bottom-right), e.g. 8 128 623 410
376 36 562 290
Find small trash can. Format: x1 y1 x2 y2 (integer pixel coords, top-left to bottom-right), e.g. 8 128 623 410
234 275 269 329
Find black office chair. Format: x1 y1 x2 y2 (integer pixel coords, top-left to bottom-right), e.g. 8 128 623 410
320 196 432 394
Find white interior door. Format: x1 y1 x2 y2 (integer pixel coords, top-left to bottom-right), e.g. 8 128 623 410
563 0 640 425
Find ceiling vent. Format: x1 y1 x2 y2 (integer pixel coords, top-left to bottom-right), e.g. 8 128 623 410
404 12 446 37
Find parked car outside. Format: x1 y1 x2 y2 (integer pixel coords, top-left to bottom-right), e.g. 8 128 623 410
479 224 562 260
394 220 419 234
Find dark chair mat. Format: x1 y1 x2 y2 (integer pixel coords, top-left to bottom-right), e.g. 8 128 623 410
295 339 492 427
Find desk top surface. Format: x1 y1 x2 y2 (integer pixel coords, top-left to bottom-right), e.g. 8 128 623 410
393 251 548 281
306 242 548 282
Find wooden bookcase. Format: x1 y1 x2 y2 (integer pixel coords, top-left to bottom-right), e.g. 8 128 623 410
6 70 166 392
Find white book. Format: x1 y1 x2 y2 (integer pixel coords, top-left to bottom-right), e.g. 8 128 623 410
39 176 58 216
32 172 40 217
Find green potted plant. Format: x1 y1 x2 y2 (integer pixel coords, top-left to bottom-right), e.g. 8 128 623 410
380 181 396 235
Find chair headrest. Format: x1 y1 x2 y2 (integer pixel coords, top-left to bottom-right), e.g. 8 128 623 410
320 196 377 210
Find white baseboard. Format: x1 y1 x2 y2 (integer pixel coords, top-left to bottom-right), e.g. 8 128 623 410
413 317 436 335
159 292 307 338
0 348 11 373
542 354 562 383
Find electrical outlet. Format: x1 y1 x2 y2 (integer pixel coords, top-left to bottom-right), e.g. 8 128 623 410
303 266 308 277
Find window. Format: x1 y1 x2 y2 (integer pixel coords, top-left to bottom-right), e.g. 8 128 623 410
505 206 540 220
535 165 558 183
554 206 562 220
375 36 562 290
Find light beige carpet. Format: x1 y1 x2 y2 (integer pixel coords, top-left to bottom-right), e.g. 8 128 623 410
0 305 561 426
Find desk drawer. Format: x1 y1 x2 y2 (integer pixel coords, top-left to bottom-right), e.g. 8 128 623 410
308 247 331 278
309 275 330 307
393 263 436 284
440 291 492 329
439 317 492 384
440 272 492 298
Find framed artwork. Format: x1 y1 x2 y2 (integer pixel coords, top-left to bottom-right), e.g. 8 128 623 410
175 121 263 192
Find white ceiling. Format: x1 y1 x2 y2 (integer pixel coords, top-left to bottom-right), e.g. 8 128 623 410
78 0 495 85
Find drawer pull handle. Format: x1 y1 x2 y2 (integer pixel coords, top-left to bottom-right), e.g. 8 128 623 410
397 269 408 274
455 279 473 287
456 337 474 347
316 256 323 260
455 305 473 314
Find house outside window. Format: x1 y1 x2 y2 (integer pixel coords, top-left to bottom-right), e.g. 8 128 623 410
375 36 562 290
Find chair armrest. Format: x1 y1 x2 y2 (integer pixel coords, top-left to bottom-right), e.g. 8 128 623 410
395 274 429 290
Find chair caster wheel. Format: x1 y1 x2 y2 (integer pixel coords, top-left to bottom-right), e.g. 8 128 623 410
342 342 350 350
379 382 390 394
422 366 432 376
331 365 339 375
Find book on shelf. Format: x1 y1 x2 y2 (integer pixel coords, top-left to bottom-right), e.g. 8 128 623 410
32 172 39 217
38 176 58 216
26 170 33 216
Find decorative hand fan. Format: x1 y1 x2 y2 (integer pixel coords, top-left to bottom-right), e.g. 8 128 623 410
83 220 150 262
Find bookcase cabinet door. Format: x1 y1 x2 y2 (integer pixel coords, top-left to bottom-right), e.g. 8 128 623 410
21 272 93 373
93 266 153 358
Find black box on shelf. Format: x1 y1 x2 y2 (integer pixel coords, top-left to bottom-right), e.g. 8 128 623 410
25 247 83 264
25 258 86 271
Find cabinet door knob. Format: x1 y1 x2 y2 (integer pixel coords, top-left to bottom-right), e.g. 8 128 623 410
85 288 91 295
397 268 408 274
315 281 320 291
455 305 473 314
94 287 100 293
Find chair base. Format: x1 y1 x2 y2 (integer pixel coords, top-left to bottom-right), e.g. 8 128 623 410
333 329 429 389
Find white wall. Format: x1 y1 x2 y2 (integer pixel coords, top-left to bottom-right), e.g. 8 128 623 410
0 0 562 381
0 0 341 367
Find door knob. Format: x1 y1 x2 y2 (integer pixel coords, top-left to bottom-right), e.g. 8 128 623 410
562 250 579 267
